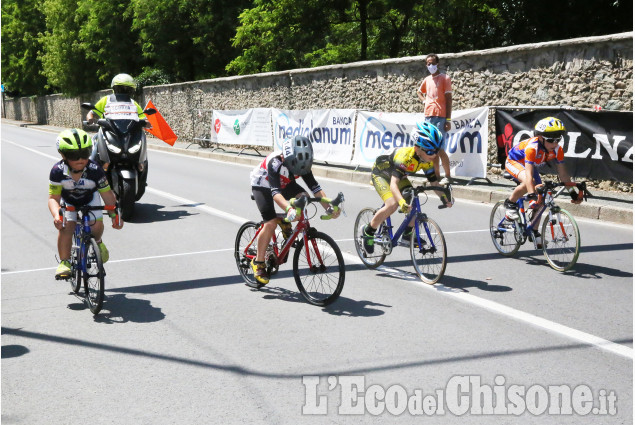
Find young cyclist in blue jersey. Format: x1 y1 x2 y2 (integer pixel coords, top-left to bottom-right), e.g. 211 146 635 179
249 135 341 285
48 129 123 279
363 121 452 254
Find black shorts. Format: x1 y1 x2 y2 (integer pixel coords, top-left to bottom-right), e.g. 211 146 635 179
252 182 307 221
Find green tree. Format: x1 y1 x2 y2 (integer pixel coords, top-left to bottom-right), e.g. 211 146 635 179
1 0 48 96
131 0 249 82
76 0 144 87
39 0 101 95
227 0 348 75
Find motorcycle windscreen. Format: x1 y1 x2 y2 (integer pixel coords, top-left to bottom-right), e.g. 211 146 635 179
112 119 137 135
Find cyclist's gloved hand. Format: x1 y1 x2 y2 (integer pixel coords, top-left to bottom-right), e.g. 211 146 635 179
285 204 301 222
439 177 450 186
398 198 409 213
570 189 584 204
321 205 341 220
526 193 538 201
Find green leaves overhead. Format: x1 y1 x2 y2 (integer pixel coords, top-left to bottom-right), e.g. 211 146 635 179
1 0 631 96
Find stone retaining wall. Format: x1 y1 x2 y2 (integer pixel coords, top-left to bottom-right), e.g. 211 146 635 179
3 32 632 185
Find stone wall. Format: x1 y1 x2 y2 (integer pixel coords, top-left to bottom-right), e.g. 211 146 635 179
4 32 632 177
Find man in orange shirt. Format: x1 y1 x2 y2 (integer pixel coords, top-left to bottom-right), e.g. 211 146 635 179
417 54 452 183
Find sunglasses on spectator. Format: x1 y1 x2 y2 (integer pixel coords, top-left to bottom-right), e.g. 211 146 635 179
64 148 92 161
543 136 561 144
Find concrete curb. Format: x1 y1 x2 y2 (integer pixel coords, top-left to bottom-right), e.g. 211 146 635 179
148 143 633 226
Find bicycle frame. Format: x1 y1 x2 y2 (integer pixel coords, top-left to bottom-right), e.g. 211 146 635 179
497 184 571 246
380 196 432 253
244 214 314 268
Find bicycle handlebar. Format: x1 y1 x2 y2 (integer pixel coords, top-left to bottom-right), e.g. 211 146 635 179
403 185 453 209
536 181 592 202
59 204 121 227
293 191 344 210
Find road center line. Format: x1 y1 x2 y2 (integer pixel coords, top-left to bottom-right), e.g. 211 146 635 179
6 138 632 359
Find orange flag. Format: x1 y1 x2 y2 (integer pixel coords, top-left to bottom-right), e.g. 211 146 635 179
144 100 178 146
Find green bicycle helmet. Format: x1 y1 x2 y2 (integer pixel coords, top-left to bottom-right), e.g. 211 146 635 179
57 129 92 152
56 129 92 161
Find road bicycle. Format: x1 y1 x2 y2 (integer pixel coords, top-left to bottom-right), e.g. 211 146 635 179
489 179 591 271
354 185 452 284
234 192 345 306
56 204 119 314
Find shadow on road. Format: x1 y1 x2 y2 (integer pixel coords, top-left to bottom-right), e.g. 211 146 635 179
126 203 197 223
1 344 30 359
253 285 391 317
3 326 631 378
65 293 165 324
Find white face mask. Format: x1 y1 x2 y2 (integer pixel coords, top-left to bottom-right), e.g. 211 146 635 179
427 64 438 74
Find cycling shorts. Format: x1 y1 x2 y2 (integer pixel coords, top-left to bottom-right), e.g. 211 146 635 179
371 174 413 202
252 182 307 222
63 192 103 222
505 159 542 185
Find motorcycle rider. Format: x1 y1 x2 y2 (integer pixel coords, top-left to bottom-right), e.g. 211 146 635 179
86 73 146 125
85 73 150 204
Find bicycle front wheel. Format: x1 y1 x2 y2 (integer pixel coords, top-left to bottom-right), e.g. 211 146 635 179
293 231 345 306
410 217 447 284
70 243 82 294
234 221 262 288
489 201 522 256
541 208 580 271
353 207 386 269
84 238 105 314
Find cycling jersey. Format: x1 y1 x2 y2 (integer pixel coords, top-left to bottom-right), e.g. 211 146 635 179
372 146 437 182
250 151 322 197
49 160 110 206
507 137 564 167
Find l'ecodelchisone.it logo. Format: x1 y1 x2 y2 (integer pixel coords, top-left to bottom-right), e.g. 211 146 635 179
214 119 221 134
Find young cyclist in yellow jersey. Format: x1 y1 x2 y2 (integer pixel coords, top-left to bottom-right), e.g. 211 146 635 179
363 121 452 254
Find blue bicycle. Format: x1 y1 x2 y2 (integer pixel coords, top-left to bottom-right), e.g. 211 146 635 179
354 185 452 284
57 204 119 314
489 180 590 272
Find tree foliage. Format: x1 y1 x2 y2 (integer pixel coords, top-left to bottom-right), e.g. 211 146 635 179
1 0 631 96
1 0 47 96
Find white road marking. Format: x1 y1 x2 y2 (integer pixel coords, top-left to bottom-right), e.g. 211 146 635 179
4 137 632 359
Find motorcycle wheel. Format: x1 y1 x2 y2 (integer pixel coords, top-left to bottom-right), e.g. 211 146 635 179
120 179 136 221
135 161 148 201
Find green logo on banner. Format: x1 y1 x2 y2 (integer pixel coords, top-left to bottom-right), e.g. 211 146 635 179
233 119 241 135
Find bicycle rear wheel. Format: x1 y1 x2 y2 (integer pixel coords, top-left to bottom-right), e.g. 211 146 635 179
84 238 105 314
410 217 447 284
234 221 262 288
541 208 580 271
489 201 522 256
353 208 386 269
293 231 345 306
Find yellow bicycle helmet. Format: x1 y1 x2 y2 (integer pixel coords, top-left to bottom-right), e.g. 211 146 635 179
534 117 566 139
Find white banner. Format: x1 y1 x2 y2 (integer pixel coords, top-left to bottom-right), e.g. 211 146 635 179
352 107 489 178
211 108 273 147
272 109 355 164
445 107 489 178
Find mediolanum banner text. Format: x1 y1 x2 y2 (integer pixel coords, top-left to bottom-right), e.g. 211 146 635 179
272 109 355 165
495 109 633 183
352 108 489 178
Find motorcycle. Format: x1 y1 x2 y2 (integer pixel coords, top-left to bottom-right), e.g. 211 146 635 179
81 101 156 221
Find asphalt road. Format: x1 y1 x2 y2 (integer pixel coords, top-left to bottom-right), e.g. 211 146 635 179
2 124 633 424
